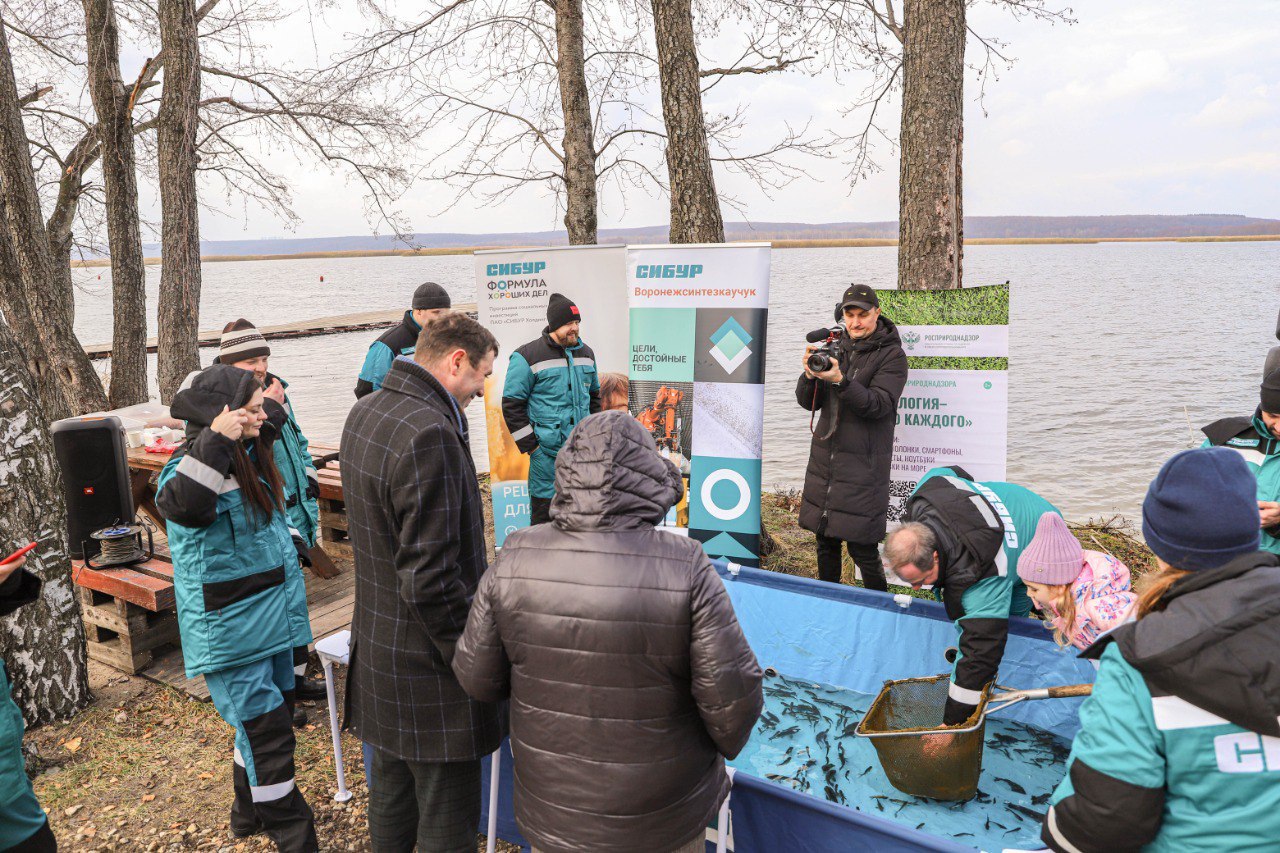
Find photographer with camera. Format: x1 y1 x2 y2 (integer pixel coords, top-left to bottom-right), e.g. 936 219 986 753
796 284 908 591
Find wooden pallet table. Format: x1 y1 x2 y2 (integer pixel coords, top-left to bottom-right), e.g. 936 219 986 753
74 556 180 675
316 464 351 560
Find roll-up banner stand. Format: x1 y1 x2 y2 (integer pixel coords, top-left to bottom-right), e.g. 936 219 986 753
475 245 629 547
880 283 1011 521
626 243 772 566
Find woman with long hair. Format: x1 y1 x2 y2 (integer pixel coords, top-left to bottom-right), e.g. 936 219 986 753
214 318 335 725
157 365 316 852
1040 447 1280 852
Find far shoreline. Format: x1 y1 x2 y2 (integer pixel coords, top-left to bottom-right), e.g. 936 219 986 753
69 233 1280 268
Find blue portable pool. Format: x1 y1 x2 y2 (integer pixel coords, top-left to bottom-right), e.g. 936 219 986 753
480 562 1096 852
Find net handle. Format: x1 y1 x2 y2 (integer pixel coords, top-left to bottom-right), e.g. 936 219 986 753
985 683 1093 716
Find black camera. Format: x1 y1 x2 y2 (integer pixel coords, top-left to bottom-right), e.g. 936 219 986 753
805 325 844 374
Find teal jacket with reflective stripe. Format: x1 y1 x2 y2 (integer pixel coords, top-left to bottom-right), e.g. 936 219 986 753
1201 411 1280 555
0 568 48 848
356 311 421 397
915 466 1062 617
1047 644 1280 852
157 425 312 678
501 332 601 499
272 377 319 548
1043 552 1280 852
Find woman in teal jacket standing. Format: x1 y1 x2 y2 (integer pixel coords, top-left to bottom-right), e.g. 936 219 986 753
1 551 55 852
213 319 332 720
157 365 317 851
1042 447 1280 852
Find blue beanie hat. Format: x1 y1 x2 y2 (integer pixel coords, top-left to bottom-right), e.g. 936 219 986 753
1142 447 1260 571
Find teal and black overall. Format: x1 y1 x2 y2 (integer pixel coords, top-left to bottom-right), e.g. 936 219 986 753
158 366 317 851
271 375 321 681
1 566 54 852
355 311 420 398
1202 412 1280 556
501 331 601 519
1042 551 1280 852
906 467 1061 724
915 466 1063 617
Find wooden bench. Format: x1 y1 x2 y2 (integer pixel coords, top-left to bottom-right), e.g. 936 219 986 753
316 463 351 560
74 556 180 674
126 440 350 562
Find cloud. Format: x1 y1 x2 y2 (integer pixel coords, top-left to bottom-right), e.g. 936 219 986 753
1194 81 1276 128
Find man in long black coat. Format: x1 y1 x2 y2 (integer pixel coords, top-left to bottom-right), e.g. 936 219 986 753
341 312 506 852
796 284 908 590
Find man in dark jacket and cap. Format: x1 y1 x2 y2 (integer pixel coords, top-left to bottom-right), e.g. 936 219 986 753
354 281 452 398
502 293 601 525
453 410 763 853
341 312 506 851
796 284 908 591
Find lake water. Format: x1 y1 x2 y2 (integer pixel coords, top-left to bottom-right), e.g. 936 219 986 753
71 242 1279 523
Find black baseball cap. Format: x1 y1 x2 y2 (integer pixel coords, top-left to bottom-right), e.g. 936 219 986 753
840 284 879 312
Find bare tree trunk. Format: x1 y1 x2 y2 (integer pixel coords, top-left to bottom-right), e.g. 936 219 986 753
0 211 71 424
0 317 91 723
84 0 149 407
156 0 203 402
897 0 965 291
0 17 108 416
555 0 598 245
651 0 724 244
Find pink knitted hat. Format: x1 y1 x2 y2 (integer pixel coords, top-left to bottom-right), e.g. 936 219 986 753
1017 512 1084 585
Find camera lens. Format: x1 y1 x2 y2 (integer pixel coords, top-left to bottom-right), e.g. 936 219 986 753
807 352 832 373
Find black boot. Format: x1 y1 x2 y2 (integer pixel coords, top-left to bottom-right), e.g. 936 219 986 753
294 677 328 702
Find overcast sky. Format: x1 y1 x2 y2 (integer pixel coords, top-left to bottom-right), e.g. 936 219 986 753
149 0 1280 240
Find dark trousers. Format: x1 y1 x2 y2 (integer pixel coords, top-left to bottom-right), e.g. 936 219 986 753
9 820 56 852
367 748 481 853
529 496 553 526
815 534 887 591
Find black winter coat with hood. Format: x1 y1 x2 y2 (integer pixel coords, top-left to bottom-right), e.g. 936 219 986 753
796 311 908 544
452 411 764 853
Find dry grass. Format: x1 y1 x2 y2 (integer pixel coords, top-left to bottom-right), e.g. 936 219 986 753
1068 516 1158 580
28 661 517 852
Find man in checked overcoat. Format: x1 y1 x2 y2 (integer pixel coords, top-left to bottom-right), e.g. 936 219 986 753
341 312 506 852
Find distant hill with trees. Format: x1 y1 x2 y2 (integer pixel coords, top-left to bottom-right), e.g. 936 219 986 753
162 214 1280 257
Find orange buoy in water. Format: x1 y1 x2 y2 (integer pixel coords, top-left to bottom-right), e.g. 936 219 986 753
320 275 325 282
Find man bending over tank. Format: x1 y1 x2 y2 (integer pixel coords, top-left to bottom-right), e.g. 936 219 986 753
884 466 1061 726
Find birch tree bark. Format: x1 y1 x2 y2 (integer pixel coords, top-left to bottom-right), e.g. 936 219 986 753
0 317 91 724
897 0 965 291
83 0 149 407
555 0 599 245
652 0 725 243
156 0 203 402
0 16 108 417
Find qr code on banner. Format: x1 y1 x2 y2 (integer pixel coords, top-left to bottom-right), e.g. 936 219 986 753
887 481 918 523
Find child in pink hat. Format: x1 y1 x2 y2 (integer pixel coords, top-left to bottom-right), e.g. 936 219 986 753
1017 512 1138 650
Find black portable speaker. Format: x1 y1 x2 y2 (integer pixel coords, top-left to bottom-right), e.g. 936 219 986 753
50 415 135 560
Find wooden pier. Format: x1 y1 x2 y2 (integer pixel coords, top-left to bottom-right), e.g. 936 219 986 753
83 304 478 360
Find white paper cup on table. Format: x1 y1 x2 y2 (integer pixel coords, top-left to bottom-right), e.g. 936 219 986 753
125 429 144 448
